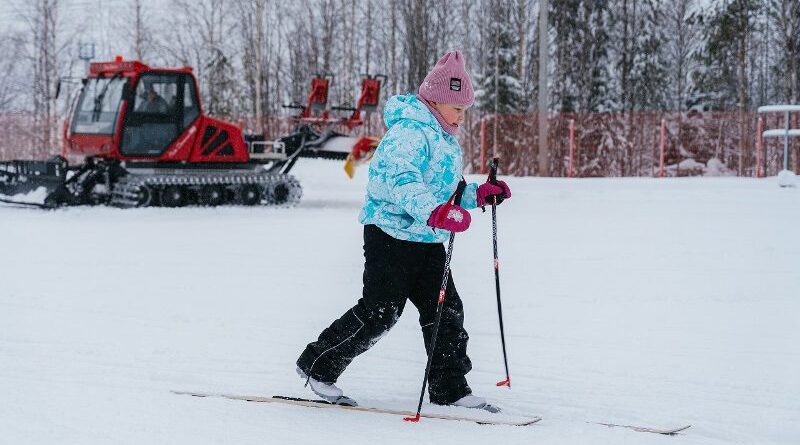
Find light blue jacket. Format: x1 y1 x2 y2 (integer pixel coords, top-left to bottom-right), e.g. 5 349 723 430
358 94 478 243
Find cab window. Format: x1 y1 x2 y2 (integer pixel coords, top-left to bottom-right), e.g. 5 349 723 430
120 74 181 156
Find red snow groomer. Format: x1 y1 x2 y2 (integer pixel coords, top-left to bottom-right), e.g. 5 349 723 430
0 57 382 208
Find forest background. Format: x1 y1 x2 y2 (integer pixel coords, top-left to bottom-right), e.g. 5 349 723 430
1 0 798 177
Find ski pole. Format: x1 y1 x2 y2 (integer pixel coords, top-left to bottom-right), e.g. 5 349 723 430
489 157 511 388
404 179 468 423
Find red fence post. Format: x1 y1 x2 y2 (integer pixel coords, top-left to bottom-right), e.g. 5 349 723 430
480 117 486 175
756 116 763 178
569 118 575 178
660 118 666 178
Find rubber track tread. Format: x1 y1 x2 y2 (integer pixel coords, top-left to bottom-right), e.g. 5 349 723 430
110 171 301 208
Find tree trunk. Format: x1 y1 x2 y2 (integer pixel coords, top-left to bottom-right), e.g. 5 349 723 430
247 0 265 133
516 0 528 82
737 4 749 177
134 0 144 60
390 0 398 94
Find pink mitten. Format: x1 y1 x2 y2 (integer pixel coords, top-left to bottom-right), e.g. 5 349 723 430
477 180 511 207
427 203 471 232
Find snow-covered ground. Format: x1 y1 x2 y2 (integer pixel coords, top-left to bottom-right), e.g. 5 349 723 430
1 159 798 444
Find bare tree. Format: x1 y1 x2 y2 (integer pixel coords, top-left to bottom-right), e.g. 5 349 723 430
124 0 154 61
17 0 72 153
363 0 373 75
165 0 240 117
0 31 26 111
401 0 433 90
34 0 57 149
342 0 357 107
319 0 342 74
236 0 269 131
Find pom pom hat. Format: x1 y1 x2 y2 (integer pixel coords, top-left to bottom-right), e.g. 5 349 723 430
417 50 474 107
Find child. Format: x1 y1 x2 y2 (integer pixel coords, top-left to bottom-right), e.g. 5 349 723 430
296 51 511 411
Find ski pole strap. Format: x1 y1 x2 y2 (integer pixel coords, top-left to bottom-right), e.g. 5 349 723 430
433 179 468 229
489 157 499 185
452 178 467 207
488 158 506 206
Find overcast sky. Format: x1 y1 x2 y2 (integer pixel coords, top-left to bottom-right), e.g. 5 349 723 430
0 0 168 60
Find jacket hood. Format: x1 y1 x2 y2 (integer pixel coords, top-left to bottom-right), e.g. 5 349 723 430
383 93 439 131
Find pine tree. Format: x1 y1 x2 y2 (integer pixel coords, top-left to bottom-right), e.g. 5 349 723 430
476 0 526 114
551 0 579 113
691 0 760 111
586 2 613 113
767 0 800 104
551 0 613 113
629 0 668 111
663 0 702 112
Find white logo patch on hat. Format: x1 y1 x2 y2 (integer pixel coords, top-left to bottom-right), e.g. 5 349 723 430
449 78 462 91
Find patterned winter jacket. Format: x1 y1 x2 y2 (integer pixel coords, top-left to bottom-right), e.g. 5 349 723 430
358 93 479 243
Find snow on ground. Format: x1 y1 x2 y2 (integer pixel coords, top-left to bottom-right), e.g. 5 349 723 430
1 159 798 444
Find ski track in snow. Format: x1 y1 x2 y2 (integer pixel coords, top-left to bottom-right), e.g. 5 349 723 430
1 159 798 444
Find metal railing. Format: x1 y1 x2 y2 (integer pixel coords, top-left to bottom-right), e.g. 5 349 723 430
757 105 800 176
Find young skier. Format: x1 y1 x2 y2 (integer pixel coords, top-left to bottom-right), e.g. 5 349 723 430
296 50 512 411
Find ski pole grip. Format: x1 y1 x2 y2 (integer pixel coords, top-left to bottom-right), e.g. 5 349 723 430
453 178 467 207
489 157 500 185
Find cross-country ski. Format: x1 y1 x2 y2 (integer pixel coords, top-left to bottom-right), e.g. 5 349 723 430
591 422 692 435
172 391 543 426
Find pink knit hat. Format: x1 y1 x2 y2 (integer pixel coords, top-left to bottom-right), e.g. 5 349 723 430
418 50 474 107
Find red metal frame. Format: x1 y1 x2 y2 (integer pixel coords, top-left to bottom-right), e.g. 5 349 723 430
343 76 382 130
302 77 331 119
295 74 383 130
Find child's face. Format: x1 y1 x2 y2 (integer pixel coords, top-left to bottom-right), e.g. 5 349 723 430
431 102 468 128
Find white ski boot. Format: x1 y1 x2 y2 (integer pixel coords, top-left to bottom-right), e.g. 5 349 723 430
452 394 501 413
296 367 357 406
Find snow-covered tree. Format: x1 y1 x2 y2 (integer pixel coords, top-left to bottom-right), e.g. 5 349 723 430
663 0 702 112
767 0 800 104
691 0 761 112
475 0 526 114
551 0 613 113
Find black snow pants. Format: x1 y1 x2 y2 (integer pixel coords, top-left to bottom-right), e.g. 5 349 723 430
297 224 473 405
